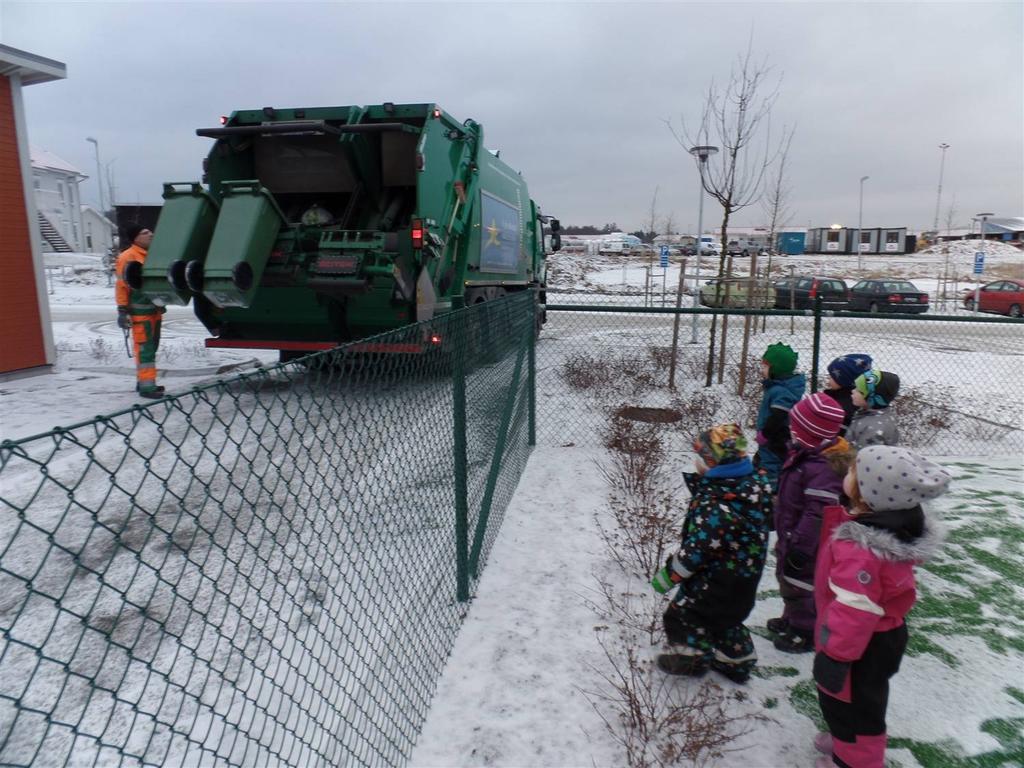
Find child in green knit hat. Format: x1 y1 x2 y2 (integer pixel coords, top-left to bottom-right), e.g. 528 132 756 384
754 342 806 489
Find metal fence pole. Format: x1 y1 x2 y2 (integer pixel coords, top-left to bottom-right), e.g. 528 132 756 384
811 295 823 393
452 313 470 602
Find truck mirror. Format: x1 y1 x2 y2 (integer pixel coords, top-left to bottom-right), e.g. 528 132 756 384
550 218 561 233
551 233 562 252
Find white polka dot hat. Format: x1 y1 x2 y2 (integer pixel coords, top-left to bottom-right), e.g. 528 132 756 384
856 446 952 511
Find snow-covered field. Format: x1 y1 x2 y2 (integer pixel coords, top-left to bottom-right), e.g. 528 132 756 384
2 256 1023 767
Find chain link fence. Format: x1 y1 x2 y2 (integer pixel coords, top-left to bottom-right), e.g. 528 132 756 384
0 291 535 767
536 300 1024 456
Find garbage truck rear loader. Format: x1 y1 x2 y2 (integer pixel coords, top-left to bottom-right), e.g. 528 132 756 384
132 103 560 357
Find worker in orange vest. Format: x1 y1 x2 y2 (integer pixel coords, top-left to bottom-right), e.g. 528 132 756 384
115 223 166 398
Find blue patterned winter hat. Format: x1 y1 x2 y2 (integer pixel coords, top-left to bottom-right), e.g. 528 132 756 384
827 354 873 389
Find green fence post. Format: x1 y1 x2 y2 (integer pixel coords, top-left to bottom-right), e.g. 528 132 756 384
811 295 822 393
469 326 528 579
528 292 536 447
452 310 470 602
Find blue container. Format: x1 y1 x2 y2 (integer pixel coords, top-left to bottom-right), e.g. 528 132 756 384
777 231 805 255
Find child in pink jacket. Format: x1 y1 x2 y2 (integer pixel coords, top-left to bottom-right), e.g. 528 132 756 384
812 446 951 768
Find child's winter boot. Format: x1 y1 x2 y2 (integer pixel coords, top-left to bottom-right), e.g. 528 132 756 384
656 654 708 677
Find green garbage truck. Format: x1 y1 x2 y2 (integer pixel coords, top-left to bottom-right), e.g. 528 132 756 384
127 102 560 357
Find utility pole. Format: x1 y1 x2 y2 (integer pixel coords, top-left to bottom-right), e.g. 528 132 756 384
932 143 950 243
86 137 105 212
858 175 869 272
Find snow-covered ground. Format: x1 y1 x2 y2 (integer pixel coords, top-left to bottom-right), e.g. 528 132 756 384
411 449 1024 768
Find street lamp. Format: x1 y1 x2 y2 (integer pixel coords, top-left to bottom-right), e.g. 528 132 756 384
688 144 718 343
858 175 869 272
86 137 105 213
972 212 993 315
932 143 950 242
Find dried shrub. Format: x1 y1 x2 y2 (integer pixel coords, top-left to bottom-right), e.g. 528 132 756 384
562 353 617 390
893 386 953 449
581 633 756 768
561 352 663 396
669 390 723 434
598 412 681 579
581 577 663 645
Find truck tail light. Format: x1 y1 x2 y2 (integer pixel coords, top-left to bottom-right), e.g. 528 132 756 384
412 220 424 250
432 107 442 119
220 115 228 125
429 333 442 345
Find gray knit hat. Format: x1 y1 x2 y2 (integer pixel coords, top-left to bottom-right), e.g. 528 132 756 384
856 446 951 512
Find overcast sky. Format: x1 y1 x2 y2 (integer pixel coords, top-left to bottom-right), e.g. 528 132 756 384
3 1 1021 234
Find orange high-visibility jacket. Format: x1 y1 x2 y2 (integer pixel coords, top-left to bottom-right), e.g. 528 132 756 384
115 244 158 313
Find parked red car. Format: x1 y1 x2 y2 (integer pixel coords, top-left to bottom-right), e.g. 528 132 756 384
962 279 1024 317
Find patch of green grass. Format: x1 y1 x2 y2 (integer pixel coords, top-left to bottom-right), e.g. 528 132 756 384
887 733 1024 768
789 678 826 731
754 665 800 679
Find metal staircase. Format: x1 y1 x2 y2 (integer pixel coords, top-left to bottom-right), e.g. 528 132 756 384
37 211 74 253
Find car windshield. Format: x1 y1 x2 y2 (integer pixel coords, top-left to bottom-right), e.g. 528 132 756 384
882 281 918 291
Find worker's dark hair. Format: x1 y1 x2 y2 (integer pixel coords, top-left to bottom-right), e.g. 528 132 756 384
123 223 146 244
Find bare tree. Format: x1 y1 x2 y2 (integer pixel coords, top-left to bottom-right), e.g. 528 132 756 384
643 186 660 244
762 126 795 262
668 40 784 384
661 211 676 237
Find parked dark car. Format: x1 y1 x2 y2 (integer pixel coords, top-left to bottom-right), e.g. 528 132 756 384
962 279 1024 317
848 279 929 313
773 276 849 310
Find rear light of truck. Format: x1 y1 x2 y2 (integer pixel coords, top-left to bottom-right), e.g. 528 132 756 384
430 333 442 345
432 108 442 119
219 115 228 125
412 220 424 249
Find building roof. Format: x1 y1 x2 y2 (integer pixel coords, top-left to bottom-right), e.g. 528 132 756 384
30 146 86 177
0 44 66 86
80 205 116 229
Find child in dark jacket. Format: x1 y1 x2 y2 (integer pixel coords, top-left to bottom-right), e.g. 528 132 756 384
824 354 873 435
754 343 806 489
651 424 773 684
812 446 949 768
848 370 901 448
769 392 854 654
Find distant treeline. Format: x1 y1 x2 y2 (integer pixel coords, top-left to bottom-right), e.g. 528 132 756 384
560 223 621 235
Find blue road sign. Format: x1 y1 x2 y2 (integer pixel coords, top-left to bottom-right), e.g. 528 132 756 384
974 251 985 275
659 245 669 268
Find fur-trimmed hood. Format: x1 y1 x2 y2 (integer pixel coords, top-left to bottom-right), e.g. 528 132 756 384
833 511 946 563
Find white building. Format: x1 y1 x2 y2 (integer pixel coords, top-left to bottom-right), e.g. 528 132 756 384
80 204 116 253
31 146 86 252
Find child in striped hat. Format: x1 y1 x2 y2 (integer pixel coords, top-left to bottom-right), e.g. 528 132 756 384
768 392 854 653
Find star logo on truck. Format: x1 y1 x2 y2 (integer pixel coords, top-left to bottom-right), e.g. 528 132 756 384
486 219 500 247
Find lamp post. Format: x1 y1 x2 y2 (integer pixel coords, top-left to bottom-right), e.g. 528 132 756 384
972 212 993 315
858 175 869 272
86 137 105 213
932 143 950 243
688 145 718 343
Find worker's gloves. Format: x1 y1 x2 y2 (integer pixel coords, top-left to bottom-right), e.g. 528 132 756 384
651 555 687 594
117 307 131 330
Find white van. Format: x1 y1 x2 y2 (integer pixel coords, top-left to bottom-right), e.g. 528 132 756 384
699 237 722 256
